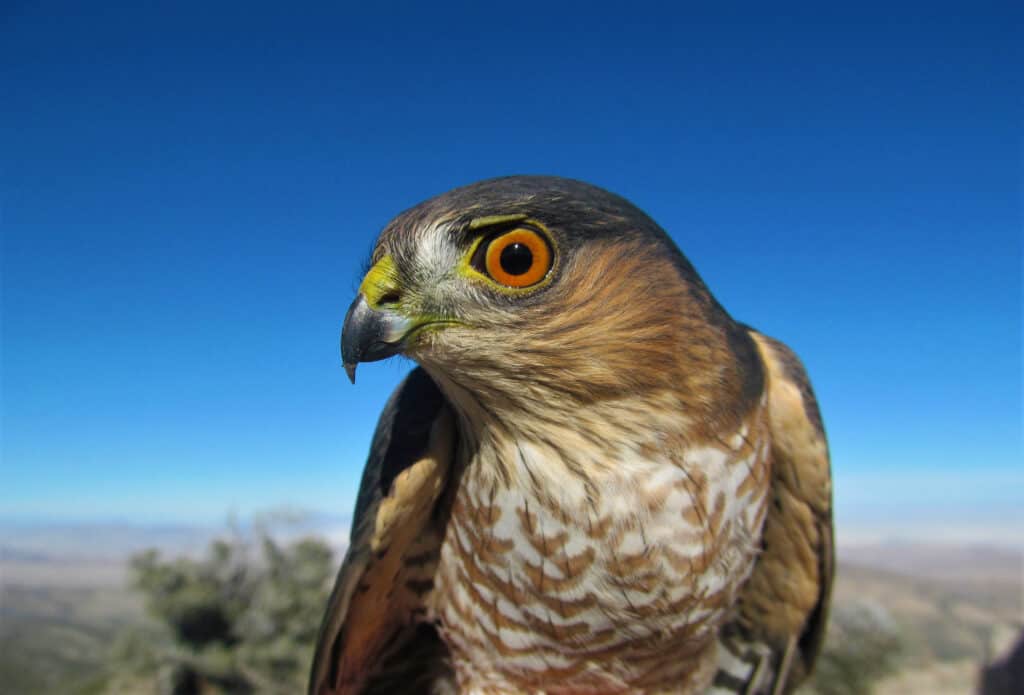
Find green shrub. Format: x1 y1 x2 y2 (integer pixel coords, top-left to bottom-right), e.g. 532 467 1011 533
120 525 335 694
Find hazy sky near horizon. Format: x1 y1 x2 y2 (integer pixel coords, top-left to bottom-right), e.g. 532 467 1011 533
2 3 1021 539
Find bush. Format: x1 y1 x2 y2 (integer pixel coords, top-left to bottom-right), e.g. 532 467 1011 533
806 599 903 695
119 525 335 694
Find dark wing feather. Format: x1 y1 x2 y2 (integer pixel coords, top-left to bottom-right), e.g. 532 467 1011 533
309 368 455 695
349 368 449 532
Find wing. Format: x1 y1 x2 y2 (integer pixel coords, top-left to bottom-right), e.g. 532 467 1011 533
309 367 456 695
715 331 834 695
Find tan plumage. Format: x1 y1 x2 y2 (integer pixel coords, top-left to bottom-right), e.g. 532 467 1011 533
715 333 832 693
311 176 833 695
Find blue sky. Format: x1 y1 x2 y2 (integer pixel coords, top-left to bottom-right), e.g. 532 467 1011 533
2 2 1021 542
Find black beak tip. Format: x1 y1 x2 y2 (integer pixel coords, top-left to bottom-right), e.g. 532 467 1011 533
344 362 357 384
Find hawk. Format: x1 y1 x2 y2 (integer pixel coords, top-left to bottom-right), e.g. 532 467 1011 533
310 176 833 695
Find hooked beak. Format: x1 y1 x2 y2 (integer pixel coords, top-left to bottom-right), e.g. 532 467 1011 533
340 294 413 383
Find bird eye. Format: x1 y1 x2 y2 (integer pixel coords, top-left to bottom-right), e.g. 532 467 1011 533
472 227 553 288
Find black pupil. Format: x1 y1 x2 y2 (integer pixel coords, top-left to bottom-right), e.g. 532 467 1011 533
499 242 534 276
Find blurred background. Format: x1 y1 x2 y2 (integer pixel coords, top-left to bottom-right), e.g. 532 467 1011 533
2 2 1020 693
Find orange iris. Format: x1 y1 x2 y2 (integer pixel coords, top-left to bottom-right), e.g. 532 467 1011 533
483 228 553 288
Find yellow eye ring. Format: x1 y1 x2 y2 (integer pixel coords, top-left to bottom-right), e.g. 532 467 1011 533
478 228 553 288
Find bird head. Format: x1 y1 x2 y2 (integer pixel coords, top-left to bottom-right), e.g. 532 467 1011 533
341 176 738 416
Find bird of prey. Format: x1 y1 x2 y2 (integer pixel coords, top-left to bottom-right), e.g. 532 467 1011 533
310 176 833 695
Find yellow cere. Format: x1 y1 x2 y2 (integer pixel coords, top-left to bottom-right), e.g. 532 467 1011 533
359 254 402 309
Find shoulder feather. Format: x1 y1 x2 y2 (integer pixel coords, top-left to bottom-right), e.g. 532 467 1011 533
722 331 834 694
309 368 455 695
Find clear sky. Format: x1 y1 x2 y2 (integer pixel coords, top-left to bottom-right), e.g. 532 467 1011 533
2 2 1021 542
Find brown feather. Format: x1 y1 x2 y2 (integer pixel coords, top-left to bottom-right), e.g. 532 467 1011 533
730 331 834 692
309 381 455 695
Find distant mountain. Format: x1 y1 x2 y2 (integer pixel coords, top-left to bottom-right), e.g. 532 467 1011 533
0 520 218 562
0 510 352 565
838 541 1022 584
0 547 51 563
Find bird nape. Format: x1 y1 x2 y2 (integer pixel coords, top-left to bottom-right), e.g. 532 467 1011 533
310 176 833 695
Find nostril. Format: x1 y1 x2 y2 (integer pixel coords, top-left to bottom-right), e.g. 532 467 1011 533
378 291 401 306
